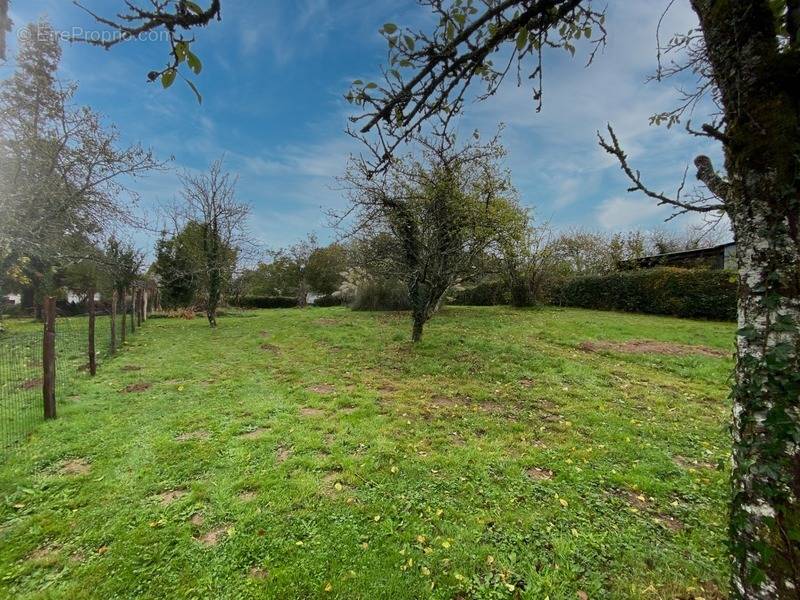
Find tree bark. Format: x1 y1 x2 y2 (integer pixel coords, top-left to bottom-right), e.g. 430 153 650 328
690 1 800 596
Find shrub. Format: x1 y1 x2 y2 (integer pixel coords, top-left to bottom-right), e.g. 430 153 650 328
351 280 410 311
313 294 341 307
551 267 737 320
449 279 510 306
237 296 297 309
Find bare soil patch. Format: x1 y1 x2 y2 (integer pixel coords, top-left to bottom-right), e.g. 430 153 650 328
121 365 142 372
176 430 211 442
259 330 270 338
157 489 187 506
196 525 228 547
519 378 535 388
190 512 205 526
526 467 554 481
57 458 91 476
20 378 42 390
673 455 718 470
314 318 340 326
27 543 61 561
238 490 258 502
300 407 324 417
579 340 726 358
307 384 335 394
260 343 280 354
124 382 151 393
276 446 292 463
249 566 269 579
239 427 268 440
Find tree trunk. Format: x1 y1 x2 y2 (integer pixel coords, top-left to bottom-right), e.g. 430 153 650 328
120 289 127 345
688 2 800 595
728 177 800 599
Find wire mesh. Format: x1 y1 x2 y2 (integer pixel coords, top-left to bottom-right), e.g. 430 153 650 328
1 300 148 451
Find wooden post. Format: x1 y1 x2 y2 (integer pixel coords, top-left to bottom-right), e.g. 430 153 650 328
130 287 136 333
137 290 143 326
120 289 127 345
42 297 56 420
88 287 96 376
143 290 148 321
110 289 117 355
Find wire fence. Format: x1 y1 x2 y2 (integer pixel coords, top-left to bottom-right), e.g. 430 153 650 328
0 292 151 452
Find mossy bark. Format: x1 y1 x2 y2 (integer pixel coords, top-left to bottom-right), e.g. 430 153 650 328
691 1 800 596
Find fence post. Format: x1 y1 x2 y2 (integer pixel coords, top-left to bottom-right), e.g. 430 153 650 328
42 297 56 420
130 287 136 333
110 289 117 355
143 290 148 322
88 287 96 376
120 289 127 345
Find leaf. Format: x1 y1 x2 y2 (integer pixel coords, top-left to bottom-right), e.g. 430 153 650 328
559 498 568 508
184 1 203 15
516 28 528 51
186 50 203 74
186 80 203 104
352 79 363 85
404 35 415 51
366 82 378 89
383 23 398 34
161 69 177 89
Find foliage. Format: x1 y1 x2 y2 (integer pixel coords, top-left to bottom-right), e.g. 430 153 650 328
350 279 411 311
236 296 298 309
306 244 349 296
552 267 737 321
449 279 509 306
0 307 733 598
312 294 342 308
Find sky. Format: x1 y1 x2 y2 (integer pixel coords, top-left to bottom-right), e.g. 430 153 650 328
3 1 730 259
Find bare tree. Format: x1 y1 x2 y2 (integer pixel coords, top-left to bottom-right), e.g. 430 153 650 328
174 158 250 327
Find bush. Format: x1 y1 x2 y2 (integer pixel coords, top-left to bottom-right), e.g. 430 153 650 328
449 279 510 306
351 280 410 311
551 267 737 320
237 296 297 309
313 294 342 307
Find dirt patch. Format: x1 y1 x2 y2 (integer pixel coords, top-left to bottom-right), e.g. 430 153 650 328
307 384 335 394
123 382 151 393
260 343 280 354
673 455 718 470
249 566 269 579
176 430 211 442
57 458 91 476
20 378 42 390
526 467 554 481
300 407 324 417
27 543 61 561
480 401 506 414
276 446 292 463
259 330 270 338
121 365 142 372
519 378 535 388
320 471 345 496
339 406 357 415
618 490 685 531
578 340 726 358
195 525 228 547
157 489 187 506
656 514 685 532
238 490 258 502
190 512 205 526
314 318 340 326
624 491 649 511
239 427 268 440
377 382 398 394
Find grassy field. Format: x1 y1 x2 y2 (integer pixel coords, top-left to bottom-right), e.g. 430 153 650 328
0 307 734 599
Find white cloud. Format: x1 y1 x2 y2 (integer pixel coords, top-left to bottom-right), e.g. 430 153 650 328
595 196 670 230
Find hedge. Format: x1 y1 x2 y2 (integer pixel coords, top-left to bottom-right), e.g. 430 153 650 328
237 296 297 309
449 279 510 306
313 294 342 307
551 267 737 320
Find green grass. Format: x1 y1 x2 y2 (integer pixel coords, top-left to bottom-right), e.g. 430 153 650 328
0 307 734 599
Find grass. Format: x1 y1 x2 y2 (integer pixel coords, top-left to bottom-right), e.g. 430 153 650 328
0 306 734 599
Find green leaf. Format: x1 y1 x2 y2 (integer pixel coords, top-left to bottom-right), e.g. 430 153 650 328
382 23 398 34
352 79 363 85
161 69 177 89
186 50 203 74
365 82 378 89
184 1 204 15
404 35 415 51
516 28 528 51
174 41 188 62
186 79 203 104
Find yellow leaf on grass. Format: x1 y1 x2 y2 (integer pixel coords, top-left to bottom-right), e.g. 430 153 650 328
559 498 569 508
324 582 333 592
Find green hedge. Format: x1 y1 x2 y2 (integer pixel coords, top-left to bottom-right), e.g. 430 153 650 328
237 296 297 309
313 294 342 307
449 279 510 306
551 267 737 320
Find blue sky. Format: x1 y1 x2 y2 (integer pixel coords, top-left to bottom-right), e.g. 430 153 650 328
4 1 729 258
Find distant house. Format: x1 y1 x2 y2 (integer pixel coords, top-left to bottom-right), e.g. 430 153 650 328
619 242 736 271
